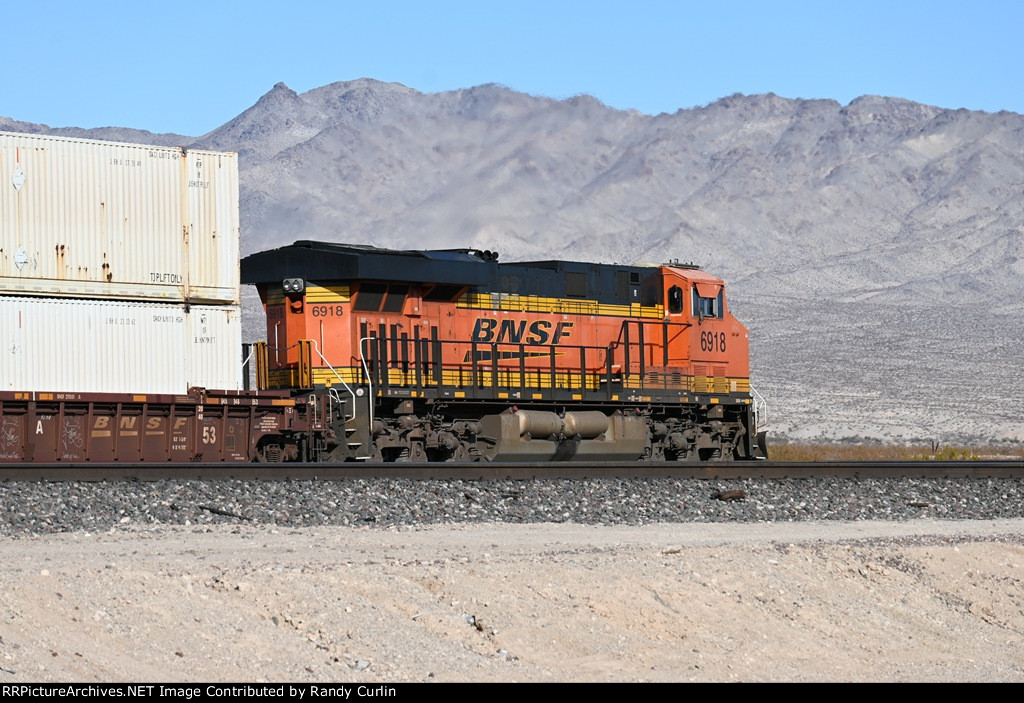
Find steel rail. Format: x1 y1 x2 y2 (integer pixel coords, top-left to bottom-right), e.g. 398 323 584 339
1 460 1022 482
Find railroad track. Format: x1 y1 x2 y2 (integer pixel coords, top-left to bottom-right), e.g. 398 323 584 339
1 460 1023 482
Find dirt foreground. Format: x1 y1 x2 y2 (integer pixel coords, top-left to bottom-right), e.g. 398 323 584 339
2 519 1024 682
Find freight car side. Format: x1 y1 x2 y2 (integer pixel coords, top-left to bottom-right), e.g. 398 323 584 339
0 389 328 463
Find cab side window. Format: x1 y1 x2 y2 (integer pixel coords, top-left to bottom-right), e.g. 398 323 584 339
692 288 723 318
668 285 683 314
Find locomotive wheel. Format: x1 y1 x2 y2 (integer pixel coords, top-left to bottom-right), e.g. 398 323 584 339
378 441 428 463
402 442 428 462
444 442 479 462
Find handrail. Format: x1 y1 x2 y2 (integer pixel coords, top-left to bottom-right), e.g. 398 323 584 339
358 336 376 434
306 331 749 400
750 385 768 429
308 339 358 427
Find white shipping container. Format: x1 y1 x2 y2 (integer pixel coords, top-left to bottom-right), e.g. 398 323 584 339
0 131 239 303
0 297 242 394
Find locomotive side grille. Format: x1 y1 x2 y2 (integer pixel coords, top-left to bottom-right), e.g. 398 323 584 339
458 292 664 318
305 283 352 303
616 271 630 299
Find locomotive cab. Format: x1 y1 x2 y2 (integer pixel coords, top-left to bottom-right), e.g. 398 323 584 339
661 265 751 392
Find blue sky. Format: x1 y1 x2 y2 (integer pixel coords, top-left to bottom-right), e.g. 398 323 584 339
6 1 1022 135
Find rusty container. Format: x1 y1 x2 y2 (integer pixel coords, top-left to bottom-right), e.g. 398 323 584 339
0 131 239 304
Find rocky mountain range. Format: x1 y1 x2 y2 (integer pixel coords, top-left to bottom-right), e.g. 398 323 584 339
4 80 1022 443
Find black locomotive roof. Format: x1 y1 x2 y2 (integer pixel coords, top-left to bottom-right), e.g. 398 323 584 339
241 240 497 287
241 240 667 305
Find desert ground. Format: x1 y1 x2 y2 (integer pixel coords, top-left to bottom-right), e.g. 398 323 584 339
2 519 1023 682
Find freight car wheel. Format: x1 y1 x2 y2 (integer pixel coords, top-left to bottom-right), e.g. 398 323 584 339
254 439 285 463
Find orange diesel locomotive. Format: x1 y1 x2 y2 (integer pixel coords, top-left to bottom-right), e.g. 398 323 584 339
241 241 765 462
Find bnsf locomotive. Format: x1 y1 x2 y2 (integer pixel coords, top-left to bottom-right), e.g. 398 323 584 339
240 240 766 462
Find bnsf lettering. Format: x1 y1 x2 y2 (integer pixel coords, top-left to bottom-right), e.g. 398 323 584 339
552 322 574 344
472 318 497 341
472 318 574 345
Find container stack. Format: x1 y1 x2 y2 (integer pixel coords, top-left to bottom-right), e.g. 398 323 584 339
0 131 243 394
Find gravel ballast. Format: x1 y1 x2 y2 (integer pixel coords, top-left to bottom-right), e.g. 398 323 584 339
2 477 1023 535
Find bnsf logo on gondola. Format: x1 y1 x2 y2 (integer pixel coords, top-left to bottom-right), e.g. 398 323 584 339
472 318 574 345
